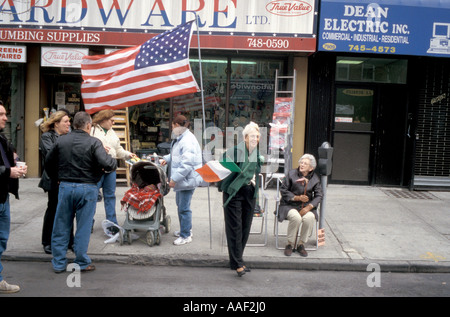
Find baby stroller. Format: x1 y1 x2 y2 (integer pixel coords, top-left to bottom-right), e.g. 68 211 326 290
119 160 171 246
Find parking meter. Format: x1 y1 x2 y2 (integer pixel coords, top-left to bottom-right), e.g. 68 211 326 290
318 142 333 176
318 142 332 230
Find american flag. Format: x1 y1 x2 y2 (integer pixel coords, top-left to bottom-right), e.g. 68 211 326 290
81 20 199 114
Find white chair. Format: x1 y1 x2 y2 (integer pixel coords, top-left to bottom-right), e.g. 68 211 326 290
248 174 270 247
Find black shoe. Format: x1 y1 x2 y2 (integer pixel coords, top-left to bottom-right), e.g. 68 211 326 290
236 268 246 277
297 244 308 257
43 245 52 254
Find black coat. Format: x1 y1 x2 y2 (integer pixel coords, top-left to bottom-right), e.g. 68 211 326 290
277 168 323 222
38 130 59 192
0 133 19 202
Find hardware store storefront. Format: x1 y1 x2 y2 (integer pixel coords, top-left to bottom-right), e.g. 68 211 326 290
0 0 318 177
309 0 450 189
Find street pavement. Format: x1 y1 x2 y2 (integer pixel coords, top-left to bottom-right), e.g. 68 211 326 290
4 178 450 273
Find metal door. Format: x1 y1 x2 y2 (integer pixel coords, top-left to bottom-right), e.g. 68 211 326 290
331 87 375 184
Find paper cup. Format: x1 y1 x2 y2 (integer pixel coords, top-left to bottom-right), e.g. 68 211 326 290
16 161 26 168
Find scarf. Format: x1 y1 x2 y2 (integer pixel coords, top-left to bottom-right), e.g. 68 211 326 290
223 142 259 207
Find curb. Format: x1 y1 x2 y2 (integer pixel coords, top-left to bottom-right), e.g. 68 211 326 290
4 252 450 273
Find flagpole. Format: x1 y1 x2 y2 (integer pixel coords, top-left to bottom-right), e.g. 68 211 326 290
194 14 213 249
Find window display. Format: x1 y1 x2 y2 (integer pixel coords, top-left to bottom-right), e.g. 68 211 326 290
0 62 24 152
127 55 285 157
229 59 283 129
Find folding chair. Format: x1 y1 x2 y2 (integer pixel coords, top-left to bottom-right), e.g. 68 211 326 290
248 174 270 247
273 176 320 251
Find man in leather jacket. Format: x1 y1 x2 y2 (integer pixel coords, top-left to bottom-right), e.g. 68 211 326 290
45 111 117 273
0 103 27 293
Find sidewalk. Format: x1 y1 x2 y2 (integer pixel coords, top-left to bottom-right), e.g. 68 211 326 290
5 178 450 273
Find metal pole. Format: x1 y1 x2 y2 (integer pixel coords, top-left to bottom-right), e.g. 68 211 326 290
319 175 327 229
194 14 213 249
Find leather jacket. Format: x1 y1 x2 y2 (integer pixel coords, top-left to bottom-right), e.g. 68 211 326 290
45 129 117 184
0 133 19 202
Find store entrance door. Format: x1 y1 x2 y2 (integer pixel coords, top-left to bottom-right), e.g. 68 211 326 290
332 87 375 184
331 85 409 185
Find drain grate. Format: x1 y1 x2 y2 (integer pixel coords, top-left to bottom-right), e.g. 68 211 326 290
382 189 439 200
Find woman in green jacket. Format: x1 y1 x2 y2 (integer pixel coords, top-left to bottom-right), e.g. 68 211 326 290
219 122 261 277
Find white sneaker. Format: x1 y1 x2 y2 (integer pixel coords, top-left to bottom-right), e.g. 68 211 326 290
0 280 20 294
174 230 193 237
173 236 192 245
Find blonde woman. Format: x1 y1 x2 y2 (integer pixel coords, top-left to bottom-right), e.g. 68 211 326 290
218 122 262 277
91 110 136 224
39 110 72 254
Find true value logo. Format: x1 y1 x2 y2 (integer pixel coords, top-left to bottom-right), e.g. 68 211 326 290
266 0 313 17
41 47 88 68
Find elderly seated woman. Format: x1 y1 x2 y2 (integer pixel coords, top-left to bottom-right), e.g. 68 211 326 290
278 154 323 257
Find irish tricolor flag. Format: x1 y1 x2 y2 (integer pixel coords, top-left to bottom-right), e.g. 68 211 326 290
196 160 241 182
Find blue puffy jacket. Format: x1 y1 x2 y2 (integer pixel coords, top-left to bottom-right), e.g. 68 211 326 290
163 128 203 191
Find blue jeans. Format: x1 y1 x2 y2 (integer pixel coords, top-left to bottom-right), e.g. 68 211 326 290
175 189 194 239
97 171 117 224
0 195 10 282
51 182 98 271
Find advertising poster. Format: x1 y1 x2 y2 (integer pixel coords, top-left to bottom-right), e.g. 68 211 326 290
318 0 450 58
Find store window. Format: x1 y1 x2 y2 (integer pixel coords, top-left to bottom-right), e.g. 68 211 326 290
0 63 13 140
174 57 228 131
0 62 25 152
229 58 282 129
55 81 82 114
336 57 407 84
129 100 171 154
128 55 285 155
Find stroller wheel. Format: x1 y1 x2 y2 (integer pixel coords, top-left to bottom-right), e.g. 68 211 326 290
164 215 171 233
127 230 133 245
146 231 154 247
155 230 161 245
119 229 124 246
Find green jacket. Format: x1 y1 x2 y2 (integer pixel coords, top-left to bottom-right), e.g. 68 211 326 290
218 141 261 206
